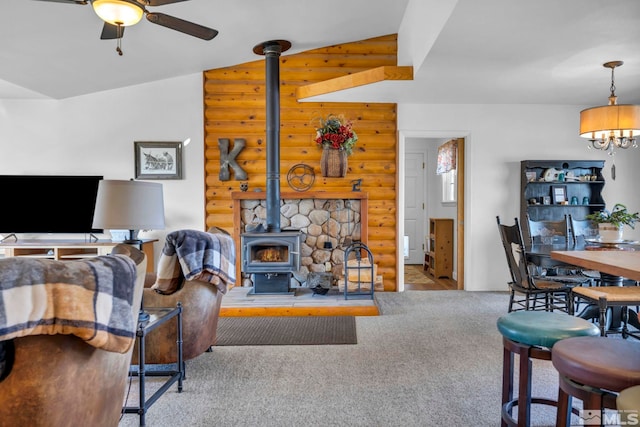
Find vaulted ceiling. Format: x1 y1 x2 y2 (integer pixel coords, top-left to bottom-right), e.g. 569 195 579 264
1 0 639 106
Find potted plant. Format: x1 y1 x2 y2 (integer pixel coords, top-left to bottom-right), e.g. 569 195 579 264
314 114 358 177
585 203 640 241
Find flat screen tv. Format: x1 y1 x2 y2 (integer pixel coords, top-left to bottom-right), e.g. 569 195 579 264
0 175 104 234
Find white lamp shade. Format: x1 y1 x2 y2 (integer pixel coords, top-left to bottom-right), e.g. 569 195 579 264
92 0 144 26
92 180 165 231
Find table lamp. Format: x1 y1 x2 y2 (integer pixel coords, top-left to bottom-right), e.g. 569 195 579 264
92 179 165 322
92 179 165 244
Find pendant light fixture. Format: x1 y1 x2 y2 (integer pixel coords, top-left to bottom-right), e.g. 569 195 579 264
579 61 640 155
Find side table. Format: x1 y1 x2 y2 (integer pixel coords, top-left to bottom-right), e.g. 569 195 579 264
123 304 183 427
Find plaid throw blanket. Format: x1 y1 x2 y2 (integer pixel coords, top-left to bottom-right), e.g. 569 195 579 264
152 229 236 295
0 254 138 353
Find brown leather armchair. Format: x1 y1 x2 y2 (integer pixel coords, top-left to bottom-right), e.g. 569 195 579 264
130 228 233 366
131 274 223 365
0 244 146 427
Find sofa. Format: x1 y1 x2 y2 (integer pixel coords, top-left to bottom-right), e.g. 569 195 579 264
0 244 146 427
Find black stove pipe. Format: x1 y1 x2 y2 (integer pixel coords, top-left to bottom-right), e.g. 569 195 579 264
253 40 291 233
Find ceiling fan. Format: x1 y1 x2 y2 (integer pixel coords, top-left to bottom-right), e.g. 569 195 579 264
36 0 218 55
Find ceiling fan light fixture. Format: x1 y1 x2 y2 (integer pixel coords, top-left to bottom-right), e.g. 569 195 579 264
579 61 640 154
92 0 144 26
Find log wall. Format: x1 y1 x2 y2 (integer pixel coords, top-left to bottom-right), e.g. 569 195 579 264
203 34 399 290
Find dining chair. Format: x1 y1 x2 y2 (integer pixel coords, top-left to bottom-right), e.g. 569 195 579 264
526 213 569 245
568 214 601 288
568 214 599 245
496 216 574 313
526 213 593 287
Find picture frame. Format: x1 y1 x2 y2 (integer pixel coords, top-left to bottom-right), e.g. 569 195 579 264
525 171 536 182
134 141 183 180
551 185 567 204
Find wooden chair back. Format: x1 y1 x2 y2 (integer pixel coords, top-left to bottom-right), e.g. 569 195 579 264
497 216 533 291
526 213 569 244
569 214 598 245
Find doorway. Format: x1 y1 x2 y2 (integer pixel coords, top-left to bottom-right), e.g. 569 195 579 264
398 133 466 291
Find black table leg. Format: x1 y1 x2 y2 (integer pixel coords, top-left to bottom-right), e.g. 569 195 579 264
576 273 632 334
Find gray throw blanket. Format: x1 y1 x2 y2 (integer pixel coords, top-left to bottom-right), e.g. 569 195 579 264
0 254 138 353
152 229 236 295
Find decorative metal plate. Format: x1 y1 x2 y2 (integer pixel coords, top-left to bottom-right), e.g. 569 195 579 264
585 238 638 248
287 163 315 191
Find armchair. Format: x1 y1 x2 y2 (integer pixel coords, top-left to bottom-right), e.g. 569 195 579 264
131 228 235 366
0 244 146 427
131 274 223 365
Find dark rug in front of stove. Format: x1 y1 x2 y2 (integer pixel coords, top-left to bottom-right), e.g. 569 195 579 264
215 316 357 346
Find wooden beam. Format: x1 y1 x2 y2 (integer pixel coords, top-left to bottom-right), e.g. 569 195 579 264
220 305 380 317
296 66 413 100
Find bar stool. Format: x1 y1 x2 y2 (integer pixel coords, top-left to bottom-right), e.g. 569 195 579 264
497 311 600 427
618 385 640 425
552 336 640 427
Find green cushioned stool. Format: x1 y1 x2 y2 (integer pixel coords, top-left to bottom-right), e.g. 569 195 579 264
497 311 600 427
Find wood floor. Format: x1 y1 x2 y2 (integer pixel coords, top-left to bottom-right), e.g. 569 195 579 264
220 286 379 317
403 264 457 291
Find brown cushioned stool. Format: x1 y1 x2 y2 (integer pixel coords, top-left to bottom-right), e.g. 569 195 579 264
497 311 600 427
552 336 640 427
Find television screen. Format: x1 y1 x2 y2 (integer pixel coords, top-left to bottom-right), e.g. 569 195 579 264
0 175 103 234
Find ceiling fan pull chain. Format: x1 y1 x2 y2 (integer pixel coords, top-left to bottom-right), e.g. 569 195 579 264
116 24 124 56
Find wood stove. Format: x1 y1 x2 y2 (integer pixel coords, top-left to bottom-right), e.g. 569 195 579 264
240 39 302 294
241 231 301 294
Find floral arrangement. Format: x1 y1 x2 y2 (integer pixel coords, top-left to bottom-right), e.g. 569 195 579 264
585 203 640 229
314 114 358 156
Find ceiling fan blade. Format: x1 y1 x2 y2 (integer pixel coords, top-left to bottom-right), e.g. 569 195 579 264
146 12 218 40
146 0 190 6
32 0 88 4
100 23 125 40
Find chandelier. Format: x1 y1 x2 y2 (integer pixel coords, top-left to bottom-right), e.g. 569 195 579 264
579 61 640 155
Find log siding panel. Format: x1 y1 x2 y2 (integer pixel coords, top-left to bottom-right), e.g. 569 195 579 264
204 34 399 290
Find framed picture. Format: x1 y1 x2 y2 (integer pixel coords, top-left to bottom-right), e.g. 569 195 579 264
134 141 183 180
525 171 536 182
551 185 567 204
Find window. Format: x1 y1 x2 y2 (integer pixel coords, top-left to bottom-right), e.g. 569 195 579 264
441 168 457 204
436 139 457 204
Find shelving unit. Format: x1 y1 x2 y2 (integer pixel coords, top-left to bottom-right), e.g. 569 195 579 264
428 218 453 279
0 239 157 272
520 160 605 243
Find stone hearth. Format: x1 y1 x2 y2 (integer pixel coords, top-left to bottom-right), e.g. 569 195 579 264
232 192 368 289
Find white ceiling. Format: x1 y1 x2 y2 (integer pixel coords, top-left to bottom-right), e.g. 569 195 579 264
1 0 639 106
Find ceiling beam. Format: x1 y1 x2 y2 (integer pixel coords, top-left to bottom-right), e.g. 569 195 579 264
296 66 413 101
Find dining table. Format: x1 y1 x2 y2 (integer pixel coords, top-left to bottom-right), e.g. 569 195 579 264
550 249 640 282
527 241 640 286
552 245 640 333
526 240 640 332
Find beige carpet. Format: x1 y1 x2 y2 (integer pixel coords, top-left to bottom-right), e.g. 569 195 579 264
403 264 436 285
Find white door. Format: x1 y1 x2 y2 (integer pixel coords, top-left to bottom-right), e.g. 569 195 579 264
404 150 426 264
